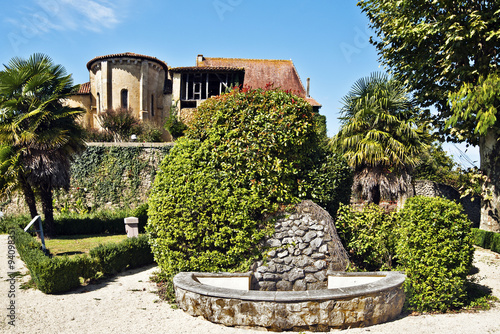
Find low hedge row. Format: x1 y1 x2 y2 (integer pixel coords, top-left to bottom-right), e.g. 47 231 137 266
53 214 148 235
10 226 154 294
472 228 500 253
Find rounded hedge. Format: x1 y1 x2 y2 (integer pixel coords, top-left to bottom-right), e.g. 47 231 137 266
396 196 474 312
147 87 352 279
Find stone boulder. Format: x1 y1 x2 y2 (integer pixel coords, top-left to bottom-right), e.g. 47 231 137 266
252 200 349 291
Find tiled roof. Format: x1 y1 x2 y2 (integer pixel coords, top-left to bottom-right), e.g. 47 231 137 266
86 52 168 71
304 97 321 107
74 82 90 95
169 66 245 72
197 56 308 98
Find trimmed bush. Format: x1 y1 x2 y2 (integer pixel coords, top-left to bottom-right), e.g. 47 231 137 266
472 228 500 253
147 87 352 279
90 235 154 274
396 196 474 312
11 226 153 294
335 203 396 271
53 211 148 235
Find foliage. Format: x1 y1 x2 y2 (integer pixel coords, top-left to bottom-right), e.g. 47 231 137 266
89 235 154 275
97 108 142 142
188 87 320 205
0 53 86 235
357 0 500 145
53 209 148 235
331 72 429 203
53 145 171 212
11 225 153 294
448 73 500 138
413 142 458 184
301 153 353 217
164 105 188 139
472 228 500 254
335 203 396 271
147 87 349 283
83 128 114 142
396 196 474 312
138 121 164 142
147 138 272 276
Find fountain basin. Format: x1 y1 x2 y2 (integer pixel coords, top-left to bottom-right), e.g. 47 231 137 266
173 271 405 332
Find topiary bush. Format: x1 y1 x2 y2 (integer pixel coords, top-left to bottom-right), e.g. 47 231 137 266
147 87 352 284
396 196 474 312
335 203 396 271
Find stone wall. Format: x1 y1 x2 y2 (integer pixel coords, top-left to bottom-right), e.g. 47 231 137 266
174 271 406 332
414 180 480 227
251 200 349 291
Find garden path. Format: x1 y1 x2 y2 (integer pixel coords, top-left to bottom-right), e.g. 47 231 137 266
0 234 499 334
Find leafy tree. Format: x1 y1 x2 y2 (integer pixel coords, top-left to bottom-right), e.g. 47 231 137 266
358 0 500 231
413 142 459 185
0 53 86 236
331 72 428 204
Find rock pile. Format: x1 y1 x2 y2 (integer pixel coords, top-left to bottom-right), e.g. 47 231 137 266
252 200 349 291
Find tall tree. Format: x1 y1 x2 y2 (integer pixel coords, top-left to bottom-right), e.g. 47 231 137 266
331 73 428 204
0 53 86 236
358 0 500 231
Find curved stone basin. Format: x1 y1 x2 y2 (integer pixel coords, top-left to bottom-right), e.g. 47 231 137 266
173 271 405 332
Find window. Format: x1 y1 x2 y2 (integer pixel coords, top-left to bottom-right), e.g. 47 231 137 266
97 93 100 113
151 95 155 117
181 72 242 101
121 89 128 109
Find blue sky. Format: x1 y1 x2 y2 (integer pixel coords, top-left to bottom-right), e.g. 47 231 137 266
0 0 479 166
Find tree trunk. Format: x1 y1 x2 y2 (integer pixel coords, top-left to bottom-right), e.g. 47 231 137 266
479 129 500 232
39 183 55 237
18 173 38 218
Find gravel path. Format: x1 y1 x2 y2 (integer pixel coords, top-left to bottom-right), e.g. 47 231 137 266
1 234 499 334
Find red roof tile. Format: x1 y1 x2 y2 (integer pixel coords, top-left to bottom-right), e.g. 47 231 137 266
74 82 90 95
197 56 307 97
169 66 244 72
86 52 168 71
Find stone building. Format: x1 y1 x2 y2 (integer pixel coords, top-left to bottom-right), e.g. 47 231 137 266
66 52 321 139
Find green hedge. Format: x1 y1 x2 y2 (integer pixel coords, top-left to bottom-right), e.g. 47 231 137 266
396 196 474 312
9 226 153 294
90 235 154 275
472 228 500 253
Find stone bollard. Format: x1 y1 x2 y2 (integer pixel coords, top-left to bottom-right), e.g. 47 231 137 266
124 217 139 238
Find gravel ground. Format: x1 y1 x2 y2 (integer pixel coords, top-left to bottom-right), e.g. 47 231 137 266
1 234 499 334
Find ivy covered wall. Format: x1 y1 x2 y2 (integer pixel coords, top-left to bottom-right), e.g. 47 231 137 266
1 144 173 215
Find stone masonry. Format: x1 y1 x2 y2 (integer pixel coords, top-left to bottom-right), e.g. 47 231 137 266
251 200 349 291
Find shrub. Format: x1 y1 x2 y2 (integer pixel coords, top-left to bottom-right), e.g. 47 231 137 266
139 121 164 142
335 203 396 271
164 106 188 139
396 196 474 312
53 209 148 235
147 87 350 280
472 228 500 254
11 225 153 293
90 235 153 274
98 108 142 142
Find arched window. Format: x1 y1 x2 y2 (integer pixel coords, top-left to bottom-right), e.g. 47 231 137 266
97 93 100 113
121 89 128 110
151 94 155 117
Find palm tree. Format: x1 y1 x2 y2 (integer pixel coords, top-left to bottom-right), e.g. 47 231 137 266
0 53 86 236
331 73 428 204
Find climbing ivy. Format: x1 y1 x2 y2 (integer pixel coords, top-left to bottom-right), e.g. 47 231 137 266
53 145 171 213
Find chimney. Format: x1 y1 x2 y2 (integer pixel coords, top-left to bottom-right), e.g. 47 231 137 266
197 54 204 66
306 78 310 97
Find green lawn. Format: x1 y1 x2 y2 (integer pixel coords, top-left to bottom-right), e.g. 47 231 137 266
45 234 128 256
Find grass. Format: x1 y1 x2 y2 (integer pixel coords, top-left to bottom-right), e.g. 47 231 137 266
44 234 128 257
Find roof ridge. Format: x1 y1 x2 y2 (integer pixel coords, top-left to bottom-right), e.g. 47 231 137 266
202 57 293 63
